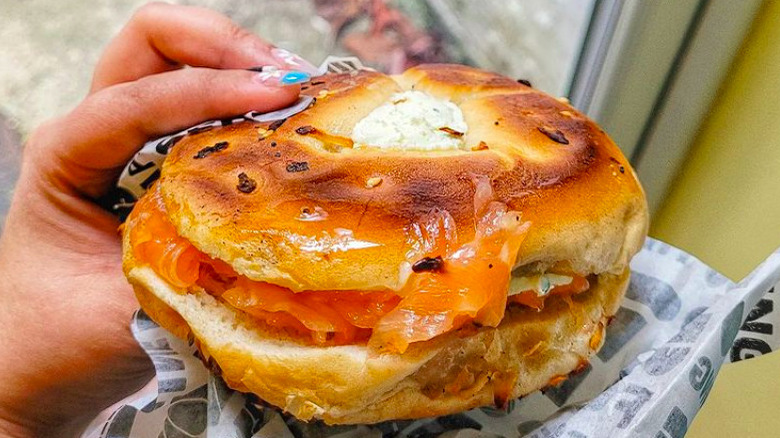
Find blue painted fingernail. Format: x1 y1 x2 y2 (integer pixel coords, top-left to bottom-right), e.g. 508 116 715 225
280 71 311 85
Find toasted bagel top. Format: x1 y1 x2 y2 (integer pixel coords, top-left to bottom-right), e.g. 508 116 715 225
158 64 648 292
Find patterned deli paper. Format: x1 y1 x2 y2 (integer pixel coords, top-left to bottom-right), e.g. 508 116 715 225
84 58 780 438
85 241 780 438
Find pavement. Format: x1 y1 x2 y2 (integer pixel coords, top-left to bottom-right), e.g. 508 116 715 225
0 0 332 227
0 0 333 137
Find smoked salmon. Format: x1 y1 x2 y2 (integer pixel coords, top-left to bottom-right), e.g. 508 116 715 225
127 183 586 350
369 201 530 353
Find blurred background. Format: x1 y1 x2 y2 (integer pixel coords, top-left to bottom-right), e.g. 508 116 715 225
1 0 779 436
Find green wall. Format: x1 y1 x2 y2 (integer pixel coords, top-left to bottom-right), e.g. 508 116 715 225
653 2 780 437
652 1 780 281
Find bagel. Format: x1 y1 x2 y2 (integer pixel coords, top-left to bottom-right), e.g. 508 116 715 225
121 64 648 424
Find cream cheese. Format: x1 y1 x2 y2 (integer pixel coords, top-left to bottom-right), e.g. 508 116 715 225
351 91 467 150
508 273 574 297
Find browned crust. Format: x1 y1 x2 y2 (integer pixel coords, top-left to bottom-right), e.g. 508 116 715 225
155 64 647 292
121 64 644 424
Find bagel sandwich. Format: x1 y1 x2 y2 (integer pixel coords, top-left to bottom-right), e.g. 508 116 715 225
121 64 649 424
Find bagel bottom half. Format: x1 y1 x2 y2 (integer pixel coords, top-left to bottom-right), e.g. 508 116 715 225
126 241 627 426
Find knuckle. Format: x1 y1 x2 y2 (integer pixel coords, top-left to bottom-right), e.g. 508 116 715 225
79 83 146 135
223 20 255 43
198 70 229 108
21 117 76 185
116 79 152 110
131 2 170 27
22 120 56 163
219 22 261 61
187 68 243 114
200 68 222 90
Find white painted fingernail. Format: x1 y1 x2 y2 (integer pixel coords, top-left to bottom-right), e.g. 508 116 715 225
271 48 319 75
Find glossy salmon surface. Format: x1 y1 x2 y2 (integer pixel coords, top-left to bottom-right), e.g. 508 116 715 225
128 184 587 349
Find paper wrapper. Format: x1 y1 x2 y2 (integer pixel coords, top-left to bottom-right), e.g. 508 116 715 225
83 239 780 438
86 58 780 437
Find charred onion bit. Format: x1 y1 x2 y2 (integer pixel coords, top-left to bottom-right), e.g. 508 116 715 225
472 141 489 151
537 126 569 145
268 118 287 131
236 172 257 193
193 141 228 159
411 255 444 273
295 125 317 135
439 127 464 137
286 161 310 173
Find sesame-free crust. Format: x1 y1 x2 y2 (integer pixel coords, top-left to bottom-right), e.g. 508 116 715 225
158 65 648 292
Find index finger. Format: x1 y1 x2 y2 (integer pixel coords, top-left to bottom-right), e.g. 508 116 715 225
90 2 318 93
33 67 302 200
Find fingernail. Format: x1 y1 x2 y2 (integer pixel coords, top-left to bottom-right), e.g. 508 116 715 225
280 71 311 85
253 69 311 87
270 48 320 75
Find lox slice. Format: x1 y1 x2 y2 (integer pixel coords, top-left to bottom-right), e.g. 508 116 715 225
127 183 589 350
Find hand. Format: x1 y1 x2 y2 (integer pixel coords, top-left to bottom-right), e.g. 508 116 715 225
0 3 315 437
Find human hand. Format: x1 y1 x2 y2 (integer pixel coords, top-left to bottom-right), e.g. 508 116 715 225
0 3 315 437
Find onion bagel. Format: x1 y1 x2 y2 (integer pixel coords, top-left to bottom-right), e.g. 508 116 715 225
121 64 648 424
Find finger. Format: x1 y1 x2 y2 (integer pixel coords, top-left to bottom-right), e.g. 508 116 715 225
90 2 318 93
35 67 303 199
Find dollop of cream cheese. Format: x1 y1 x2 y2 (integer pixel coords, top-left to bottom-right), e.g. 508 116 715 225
351 91 468 150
